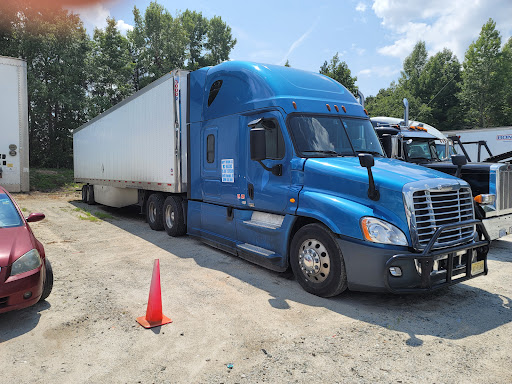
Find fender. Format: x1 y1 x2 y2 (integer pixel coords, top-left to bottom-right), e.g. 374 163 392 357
297 188 411 243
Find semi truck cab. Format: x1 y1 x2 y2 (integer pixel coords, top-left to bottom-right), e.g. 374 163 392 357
185 62 489 296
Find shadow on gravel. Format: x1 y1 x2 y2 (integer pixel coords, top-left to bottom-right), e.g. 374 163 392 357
0 301 51 343
77 202 512 347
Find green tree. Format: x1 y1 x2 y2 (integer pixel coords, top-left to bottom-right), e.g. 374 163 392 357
458 18 505 128
400 41 428 97
319 53 357 95
1 3 90 168
501 37 512 124
203 16 236 66
88 17 134 117
417 49 462 130
180 10 209 70
128 2 188 89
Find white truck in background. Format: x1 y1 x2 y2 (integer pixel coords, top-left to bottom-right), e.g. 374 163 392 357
444 127 512 162
0 56 29 192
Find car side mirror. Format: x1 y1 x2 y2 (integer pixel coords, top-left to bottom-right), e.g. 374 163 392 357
250 128 266 161
26 212 45 223
358 154 379 201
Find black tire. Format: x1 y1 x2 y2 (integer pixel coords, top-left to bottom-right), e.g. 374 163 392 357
146 193 165 231
81 185 88 203
39 258 53 302
87 184 95 205
163 195 186 237
290 223 347 297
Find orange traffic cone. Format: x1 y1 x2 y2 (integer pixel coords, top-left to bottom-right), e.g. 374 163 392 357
136 259 172 328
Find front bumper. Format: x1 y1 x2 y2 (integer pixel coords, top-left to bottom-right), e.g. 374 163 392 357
0 264 44 314
338 220 490 293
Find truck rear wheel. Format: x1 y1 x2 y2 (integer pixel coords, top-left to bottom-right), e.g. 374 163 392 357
87 185 95 205
146 193 165 230
81 185 88 203
163 196 186 237
290 223 347 297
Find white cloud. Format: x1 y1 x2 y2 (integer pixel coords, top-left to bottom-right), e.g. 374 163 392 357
279 18 320 65
351 43 366 56
116 19 133 34
358 66 400 78
68 3 110 30
356 2 367 12
372 0 512 60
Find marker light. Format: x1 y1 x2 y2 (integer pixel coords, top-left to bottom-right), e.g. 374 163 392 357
334 105 339 112
326 104 331 111
292 101 297 109
342 105 347 113
474 194 496 204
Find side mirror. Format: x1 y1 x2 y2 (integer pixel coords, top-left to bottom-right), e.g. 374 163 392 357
358 153 374 168
451 154 467 166
451 154 466 178
358 154 379 201
250 128 266 161
26 212 45 223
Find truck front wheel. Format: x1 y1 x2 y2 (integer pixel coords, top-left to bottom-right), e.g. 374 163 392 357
146 193 165 230
290 223 347 297
81 185 88 203
163 196 186 237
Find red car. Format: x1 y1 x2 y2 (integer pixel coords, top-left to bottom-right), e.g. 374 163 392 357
0 186 53 313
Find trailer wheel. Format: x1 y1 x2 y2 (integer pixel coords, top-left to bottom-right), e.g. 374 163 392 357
81 185 88 203
163 196 186 237
290 223 347 297
146 193 165 230
39 259 53 302
87 185 95 205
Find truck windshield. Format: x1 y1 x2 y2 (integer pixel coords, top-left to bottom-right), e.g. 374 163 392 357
405 140 440 162
288 115 384 157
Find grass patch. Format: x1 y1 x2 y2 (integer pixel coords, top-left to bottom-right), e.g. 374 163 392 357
30 168 79 192
74 207 113 222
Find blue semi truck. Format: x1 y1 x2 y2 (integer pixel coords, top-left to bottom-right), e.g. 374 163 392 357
74 61 489 297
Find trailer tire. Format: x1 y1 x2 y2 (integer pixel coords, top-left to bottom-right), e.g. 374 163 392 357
39 258 53 302
87 185 95 205
81 185 88 203
163 196 186 237
146 193 165 231
290 223 347 297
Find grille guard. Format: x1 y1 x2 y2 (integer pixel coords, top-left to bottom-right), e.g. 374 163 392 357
384 220 490 293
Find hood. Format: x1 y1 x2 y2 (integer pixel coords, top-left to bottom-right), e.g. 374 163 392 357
304 157 461 192
0 226 34 267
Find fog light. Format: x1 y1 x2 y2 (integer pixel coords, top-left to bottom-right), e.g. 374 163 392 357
389 267 402 277
23 291 33 299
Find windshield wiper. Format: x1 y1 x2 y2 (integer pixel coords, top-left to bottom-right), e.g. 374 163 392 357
356 150 383 157
302 150 341 157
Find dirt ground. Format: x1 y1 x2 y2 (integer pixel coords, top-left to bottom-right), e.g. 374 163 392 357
1 191 511 384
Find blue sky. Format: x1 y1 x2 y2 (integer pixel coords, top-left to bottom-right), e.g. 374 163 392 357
72 0 512 97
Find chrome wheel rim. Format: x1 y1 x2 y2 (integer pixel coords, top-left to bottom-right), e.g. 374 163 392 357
298 238 331 283
165 205 175 228
148 201 156 223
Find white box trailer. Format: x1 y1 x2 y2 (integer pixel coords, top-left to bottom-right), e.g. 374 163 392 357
445 127 512 162
73 70 189 207
0 56 29 192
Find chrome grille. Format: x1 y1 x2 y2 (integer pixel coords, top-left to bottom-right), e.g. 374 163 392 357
412 187 475 249
498 168 512 211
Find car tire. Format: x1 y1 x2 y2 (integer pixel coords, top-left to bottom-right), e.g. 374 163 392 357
146 193 165 231
81 185 88 203
39 259 53 302
163 195 186 237
290 223 347 297
87 185 95 205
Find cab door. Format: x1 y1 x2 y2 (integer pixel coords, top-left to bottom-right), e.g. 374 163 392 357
243 111 295 214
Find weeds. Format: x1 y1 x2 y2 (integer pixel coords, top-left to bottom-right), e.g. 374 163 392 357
74 207 114 222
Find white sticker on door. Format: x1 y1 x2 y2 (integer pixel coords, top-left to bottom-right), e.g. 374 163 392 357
221 159 234 183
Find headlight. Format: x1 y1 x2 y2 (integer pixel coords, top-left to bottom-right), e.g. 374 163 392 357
474 194 496 205
10 249 42 276
361 217 408 246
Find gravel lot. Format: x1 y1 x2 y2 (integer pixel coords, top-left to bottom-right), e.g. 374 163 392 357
1 191 511 384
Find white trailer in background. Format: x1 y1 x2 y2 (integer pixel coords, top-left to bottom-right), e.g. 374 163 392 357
0 56 29 192
444 127 512 162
